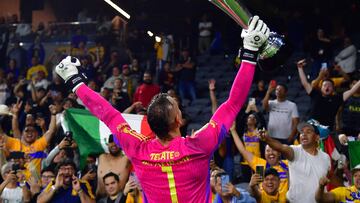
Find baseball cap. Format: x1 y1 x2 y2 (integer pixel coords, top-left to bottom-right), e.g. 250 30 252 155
297 119 330 139
0 105 12 116
351 164 360 173
264 167 279 178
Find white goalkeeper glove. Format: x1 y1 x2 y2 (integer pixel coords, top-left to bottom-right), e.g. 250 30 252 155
241 15 270 51
55 56 87 92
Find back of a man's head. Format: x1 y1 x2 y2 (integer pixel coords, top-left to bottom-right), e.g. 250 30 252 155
147 93 174 140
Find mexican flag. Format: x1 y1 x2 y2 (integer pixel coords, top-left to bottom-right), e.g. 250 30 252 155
63 108 154 169
348 141 360 169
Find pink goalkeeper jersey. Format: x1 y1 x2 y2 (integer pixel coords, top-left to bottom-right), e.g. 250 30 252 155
75 61 255 203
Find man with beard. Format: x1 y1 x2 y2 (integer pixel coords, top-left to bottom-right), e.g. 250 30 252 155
97 135 130 197
54 16 269 202
297 59 360 130
37 159 95 203
132 71 160 108
259 121 331 203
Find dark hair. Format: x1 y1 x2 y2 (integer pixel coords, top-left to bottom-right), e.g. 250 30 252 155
147 93 174 140
277 83 288 92
103 172 120 183
55 159 77 174
264 167 279 178
41 167 55 175
322 79 335 87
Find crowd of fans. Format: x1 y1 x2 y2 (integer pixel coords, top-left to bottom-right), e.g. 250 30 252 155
0 5 359 203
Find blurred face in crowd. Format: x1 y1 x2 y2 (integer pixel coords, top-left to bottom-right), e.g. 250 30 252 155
108 142 121 156
257 80 265 90
104 176 121 197
132 59 139 70
86 156 96 166
163 63 171 72
122 67 130 76
25 114 35 126
113 78 123 90
143 73 152 84
112 67 120 77
275 85 287 100
262 174 280 195
31 57 39 66
100 88 111 100
110 52 118 62
299 126 319 148
68 92 77 100
58 164 75 186
246 114 257 127
36 89 46 99
9 59 16 69
321 80 334 96
265 145 281 166
354 170 360 190
23 125 38 144
63 100 74 110
88 80 97 91
41 171 55 187
181 50 190 60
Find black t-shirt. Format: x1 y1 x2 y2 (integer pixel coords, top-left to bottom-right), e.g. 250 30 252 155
342 95 360 135
309 90 343 129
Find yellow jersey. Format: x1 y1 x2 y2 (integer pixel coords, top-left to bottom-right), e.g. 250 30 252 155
249 156 289 198
242 130 261 164
260 189 287 203
330 185 360 203
5 136 48 180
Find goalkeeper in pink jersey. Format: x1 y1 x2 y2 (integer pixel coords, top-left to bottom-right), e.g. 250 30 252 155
55 16 269 203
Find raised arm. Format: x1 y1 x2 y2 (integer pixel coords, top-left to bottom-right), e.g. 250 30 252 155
211 16 269 132
315 177 335 203
43 105 57 143
10 101 22 139
343 79 360 101
259 130 295 161
262 83 275 112
208 79 218 114
297 59 312 94
230 122 254 164
55 56 142 155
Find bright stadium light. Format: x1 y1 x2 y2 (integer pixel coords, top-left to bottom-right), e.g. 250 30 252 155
147 31 154 37
155 36 161 42
104 0 130 19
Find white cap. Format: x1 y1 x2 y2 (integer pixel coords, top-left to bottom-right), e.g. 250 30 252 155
0 105 12 116
351 164 360 172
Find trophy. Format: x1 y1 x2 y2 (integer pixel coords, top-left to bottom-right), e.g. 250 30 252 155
209 0 284 59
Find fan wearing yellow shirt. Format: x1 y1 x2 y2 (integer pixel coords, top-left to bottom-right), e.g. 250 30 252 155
230 123 289 197
249 168 287 203
26 56 48 80
3 104 57 180
315 164 360 203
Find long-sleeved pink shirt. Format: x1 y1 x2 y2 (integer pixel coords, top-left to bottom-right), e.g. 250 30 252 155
75 61 255 203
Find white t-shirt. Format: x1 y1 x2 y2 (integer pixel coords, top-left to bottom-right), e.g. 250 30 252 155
1 187 23 203
287 145 331 203
267 100 299 139
199 22 212 37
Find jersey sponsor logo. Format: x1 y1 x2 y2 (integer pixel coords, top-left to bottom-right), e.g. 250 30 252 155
150 151 180 161
141 156 191 167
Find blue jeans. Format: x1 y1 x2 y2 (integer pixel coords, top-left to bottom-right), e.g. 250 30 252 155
178 80 196 102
